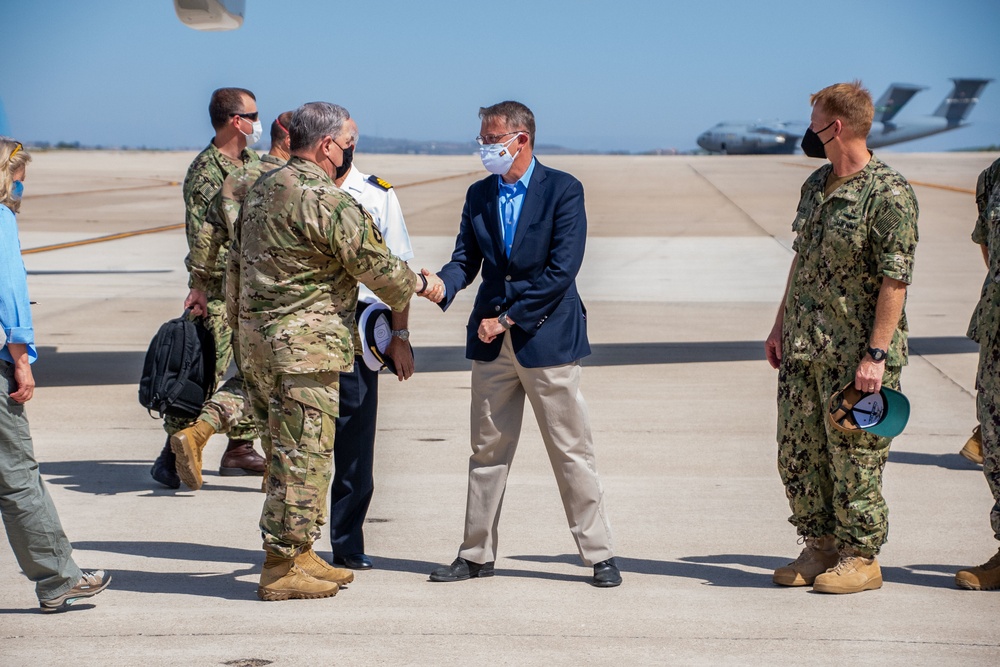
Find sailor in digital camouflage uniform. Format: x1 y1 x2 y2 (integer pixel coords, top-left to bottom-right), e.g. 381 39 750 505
170 112 293 492
232 102 438 601
956 157 1000 591
764 81 918 594
150 87 265 489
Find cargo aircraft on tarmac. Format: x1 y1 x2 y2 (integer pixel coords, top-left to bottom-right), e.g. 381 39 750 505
696 78 992 154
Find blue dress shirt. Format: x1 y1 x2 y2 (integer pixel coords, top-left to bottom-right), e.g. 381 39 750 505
497 157 536 257
0 204 37 364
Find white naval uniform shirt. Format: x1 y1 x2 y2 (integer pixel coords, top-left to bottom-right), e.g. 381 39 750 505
339 165 414 303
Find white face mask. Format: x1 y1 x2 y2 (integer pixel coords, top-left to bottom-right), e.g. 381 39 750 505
242 119 263 146
479 133 522 175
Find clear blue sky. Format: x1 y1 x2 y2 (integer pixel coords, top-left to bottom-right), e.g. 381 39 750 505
3 0 998 152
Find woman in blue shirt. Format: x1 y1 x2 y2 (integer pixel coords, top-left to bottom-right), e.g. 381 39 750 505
0 137 110 612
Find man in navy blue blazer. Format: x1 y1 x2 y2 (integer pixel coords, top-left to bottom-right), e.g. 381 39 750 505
426 101 620 587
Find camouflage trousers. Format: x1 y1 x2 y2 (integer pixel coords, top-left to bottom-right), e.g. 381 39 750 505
163 298 256 441
975 330 1000 541
777 359 901 556
244 366 340 558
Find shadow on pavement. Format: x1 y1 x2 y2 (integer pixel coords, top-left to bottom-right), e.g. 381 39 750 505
32 336 976 387
72 541 257 601
40 460 263 496
509 553 959 589
888 450 982 471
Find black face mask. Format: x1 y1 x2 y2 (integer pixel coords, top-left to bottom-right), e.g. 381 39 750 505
800 120 836 159
335 146 354 179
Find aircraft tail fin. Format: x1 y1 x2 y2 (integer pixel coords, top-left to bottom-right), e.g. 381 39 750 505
873 83 926 123
933 78 992 125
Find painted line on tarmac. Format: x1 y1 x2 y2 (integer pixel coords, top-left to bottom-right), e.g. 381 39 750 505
20 170 481 255
24 180 181 199
21 224 186 255
780 161 975 195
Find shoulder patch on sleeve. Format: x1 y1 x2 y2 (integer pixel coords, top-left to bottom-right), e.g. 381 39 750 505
872 209 902 238
367 175 392 191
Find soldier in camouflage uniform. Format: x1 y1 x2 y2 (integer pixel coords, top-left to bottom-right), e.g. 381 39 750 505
150 87 266 489
170 112 293 492
233 102 440 601
764 82 918 594
956 157 1000 591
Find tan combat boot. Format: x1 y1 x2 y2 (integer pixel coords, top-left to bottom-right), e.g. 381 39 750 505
813 547 882 594
773 535 838 586
959 425 984 465
169 420 216 490
257 553 339 601
294 548 355 586
955 547 1000 590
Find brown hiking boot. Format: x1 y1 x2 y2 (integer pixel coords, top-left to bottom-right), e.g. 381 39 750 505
960 425 984 465
773 535 838 586
257 554 339 601
294 549 355 586
813 548 882 594
955 547 1000 590
169 420 215 490
220 439 266 476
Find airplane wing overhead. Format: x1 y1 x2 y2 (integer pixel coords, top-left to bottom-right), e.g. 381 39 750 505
933 78 993 125
174 0 245 31
874 83 927 124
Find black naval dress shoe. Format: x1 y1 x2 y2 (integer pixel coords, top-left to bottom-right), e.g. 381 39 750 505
592 558 622 587
333 553 373 570
429 557 495 582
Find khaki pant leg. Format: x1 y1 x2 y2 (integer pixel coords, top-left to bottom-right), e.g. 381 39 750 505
516 342 614 566
458 335 527 564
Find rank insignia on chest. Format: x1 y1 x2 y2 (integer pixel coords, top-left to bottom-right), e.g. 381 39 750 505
368 175 392 191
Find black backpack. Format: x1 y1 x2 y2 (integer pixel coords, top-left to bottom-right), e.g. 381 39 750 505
138 311 216 419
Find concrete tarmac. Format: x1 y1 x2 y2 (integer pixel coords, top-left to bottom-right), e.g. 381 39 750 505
2 150 999 665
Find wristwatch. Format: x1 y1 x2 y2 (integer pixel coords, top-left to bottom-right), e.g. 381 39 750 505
391 329 410 341
866 346 887 362
498 312 512 330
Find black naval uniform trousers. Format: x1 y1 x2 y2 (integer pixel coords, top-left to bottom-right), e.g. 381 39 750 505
329 301 380 558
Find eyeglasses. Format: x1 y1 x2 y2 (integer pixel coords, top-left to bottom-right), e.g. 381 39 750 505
476 131 525 146
230 112 259 122
8 142 23 162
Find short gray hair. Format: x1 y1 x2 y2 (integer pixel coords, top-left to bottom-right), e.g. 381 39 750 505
480 101 535 148
289 102 350 152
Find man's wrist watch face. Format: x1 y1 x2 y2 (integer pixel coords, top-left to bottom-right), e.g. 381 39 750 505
498 313 511 330
391 329 410 341
867 346 887 362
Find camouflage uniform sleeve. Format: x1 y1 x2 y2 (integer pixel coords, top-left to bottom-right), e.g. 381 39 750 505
983 163 1000 281
326 194 418 311
972 167 992 245
187 191 229 296
225 207 243 333
870 182 919 285
790 180 812 254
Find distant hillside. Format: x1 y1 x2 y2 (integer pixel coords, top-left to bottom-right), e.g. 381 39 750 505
22 136 682 155
357 135 603 156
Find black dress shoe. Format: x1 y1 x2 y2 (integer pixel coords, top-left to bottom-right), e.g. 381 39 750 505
333 553 373 570
429 557 495 582
150 439 180 489
592 558 622 587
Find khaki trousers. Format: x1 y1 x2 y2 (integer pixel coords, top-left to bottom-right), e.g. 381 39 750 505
458 334 614 566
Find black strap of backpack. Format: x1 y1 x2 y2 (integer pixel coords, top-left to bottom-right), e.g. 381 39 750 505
163 310 200 407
